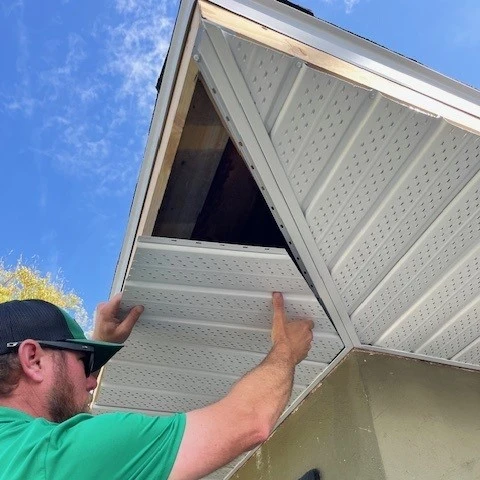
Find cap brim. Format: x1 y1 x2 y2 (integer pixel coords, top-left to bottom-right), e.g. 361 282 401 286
68 338 123 372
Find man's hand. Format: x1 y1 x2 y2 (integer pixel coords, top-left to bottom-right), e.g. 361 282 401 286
271 292 314 365
92 293 144 344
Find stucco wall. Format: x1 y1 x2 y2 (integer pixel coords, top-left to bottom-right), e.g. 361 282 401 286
359 352 480 480
232 351 480 480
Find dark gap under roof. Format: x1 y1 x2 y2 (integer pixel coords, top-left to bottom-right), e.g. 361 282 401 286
152 78 287 250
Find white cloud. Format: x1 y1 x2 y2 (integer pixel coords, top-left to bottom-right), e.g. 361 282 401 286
344 0 360 13
0 0 38 117
64 33 87 72
321 0 361 13
1 0 23 17
105 0 174 110
3 95 37 116
115 0 143 14
39 33 88 97
76 85 100 103
3 0 178 201
47 0 177 191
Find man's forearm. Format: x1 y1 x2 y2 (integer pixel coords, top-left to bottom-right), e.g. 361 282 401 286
225 341 296 437
169 295 313 480
222 293 314 441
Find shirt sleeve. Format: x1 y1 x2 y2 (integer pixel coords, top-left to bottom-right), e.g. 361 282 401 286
45 412 186 480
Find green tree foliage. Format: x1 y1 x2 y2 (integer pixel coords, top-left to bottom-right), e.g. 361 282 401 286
0 259 88 330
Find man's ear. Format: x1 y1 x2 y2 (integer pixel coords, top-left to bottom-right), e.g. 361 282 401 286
17 340 47 383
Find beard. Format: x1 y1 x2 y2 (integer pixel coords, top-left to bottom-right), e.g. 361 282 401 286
47 352 91 423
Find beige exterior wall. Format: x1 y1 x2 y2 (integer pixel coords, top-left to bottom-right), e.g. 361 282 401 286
361 351 480 480
232 351 480 480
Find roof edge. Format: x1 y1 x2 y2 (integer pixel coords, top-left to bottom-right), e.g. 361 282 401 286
205 0 480 118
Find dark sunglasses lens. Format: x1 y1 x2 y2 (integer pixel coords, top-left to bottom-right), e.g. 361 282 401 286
82 353 94 377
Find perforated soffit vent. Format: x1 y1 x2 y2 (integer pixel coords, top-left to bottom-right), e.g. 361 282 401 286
194 24 480 369
96 237 343 412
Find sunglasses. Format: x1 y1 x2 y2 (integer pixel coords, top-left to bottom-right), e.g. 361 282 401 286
6 340 95 377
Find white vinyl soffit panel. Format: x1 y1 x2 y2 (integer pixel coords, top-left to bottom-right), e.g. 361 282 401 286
95 236 343 415
195 24 480 369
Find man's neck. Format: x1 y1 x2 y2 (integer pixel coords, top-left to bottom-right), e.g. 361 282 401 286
0 387 50 420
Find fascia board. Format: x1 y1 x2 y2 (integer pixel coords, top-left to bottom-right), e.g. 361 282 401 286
204 0 480 119
110 0 197 296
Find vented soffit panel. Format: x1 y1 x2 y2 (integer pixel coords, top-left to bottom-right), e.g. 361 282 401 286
96 237 343 479
192 17 480 370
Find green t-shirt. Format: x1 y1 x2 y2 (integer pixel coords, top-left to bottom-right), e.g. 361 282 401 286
0 407 186 480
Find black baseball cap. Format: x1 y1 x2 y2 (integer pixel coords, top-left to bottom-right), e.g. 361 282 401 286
0 299 123 372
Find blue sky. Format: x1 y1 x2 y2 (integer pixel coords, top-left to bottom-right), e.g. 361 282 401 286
1 0 478 323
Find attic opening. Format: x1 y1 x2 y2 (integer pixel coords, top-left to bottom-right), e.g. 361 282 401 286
152 78 287 250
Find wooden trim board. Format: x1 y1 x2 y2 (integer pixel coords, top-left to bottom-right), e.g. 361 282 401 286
198 0 480 135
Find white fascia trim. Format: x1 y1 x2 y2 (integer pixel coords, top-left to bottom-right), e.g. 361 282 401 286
208 0 480 119
110 0 197 296
360 345 480 372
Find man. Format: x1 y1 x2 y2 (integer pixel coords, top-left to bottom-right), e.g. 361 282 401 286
0 292 313 479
